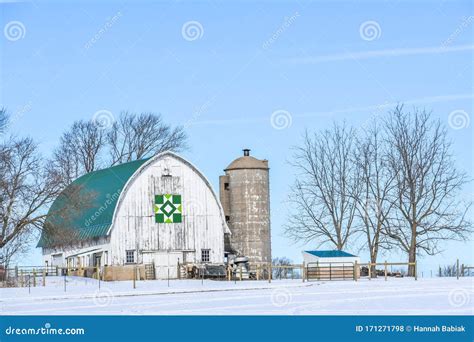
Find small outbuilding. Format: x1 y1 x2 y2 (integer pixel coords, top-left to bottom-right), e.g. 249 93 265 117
302 250 360 267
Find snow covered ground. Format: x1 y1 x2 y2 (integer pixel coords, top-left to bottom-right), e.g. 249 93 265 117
1 276 472 315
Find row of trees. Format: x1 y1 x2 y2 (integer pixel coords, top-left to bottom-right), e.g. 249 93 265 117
285 106 472 276
0 109 187 267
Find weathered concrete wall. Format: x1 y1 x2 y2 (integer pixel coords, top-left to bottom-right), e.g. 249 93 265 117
221 154 271 264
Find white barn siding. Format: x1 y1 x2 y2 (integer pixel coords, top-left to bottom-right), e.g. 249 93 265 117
109 154 227 270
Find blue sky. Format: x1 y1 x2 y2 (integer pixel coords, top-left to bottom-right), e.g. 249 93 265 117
1 0 473 273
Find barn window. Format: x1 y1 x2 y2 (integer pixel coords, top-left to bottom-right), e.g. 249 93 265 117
225 215 230 222
201 249 210 263
224 183 230 190
126 250 135 264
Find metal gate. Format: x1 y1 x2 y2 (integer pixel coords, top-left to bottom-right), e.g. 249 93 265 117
306 262 355 281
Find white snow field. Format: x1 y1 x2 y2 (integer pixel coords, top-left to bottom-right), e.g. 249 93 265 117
1 277 472 315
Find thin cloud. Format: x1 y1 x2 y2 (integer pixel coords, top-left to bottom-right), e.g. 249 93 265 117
288 44 474 64
189 93 474 126
300 93 474 118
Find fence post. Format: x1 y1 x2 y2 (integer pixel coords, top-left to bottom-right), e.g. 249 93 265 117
20 270 24 287
368 261 371 280
43 269 46 287
384 261 387 281
302 261 305 283
33 269 36 287
316 260 319 281
268 263 271 283
257 264 260 281
414 262 417 281
239 265 242 281
354 261 358 282
456 259 459 280
133 266 136 289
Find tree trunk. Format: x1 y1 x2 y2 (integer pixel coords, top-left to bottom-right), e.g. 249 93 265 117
408 242 416 277
370 249 378 278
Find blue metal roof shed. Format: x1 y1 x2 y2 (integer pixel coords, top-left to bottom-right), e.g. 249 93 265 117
304 250 356 258
302 250 360 265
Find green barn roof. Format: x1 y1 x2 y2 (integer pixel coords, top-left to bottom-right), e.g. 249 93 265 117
38 158 150 248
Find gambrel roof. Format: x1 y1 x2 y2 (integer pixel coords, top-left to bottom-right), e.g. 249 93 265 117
38 152 230 248
38 158 150 247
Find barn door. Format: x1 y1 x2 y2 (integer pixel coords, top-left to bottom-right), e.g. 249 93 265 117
153 252 183 279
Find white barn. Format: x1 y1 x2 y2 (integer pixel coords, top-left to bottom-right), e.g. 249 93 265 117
38 152 230 279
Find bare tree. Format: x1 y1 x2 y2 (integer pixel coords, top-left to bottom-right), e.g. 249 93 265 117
0 137 61 250
51 112 187 187
0 108 7 135
107 112 187 165
384 106 472 276
285 124 359 250
0 229 32 268
51 120 105 186
353 122 397 276
272 257 293 279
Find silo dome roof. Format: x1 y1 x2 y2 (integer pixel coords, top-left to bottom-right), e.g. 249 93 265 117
225 156 269 171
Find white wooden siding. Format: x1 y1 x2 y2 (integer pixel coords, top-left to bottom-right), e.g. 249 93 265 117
110 153 227 266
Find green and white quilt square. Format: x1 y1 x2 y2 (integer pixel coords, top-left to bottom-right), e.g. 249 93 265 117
154 194 182 223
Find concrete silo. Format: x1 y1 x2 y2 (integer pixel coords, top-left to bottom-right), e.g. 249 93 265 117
219 149 271 264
